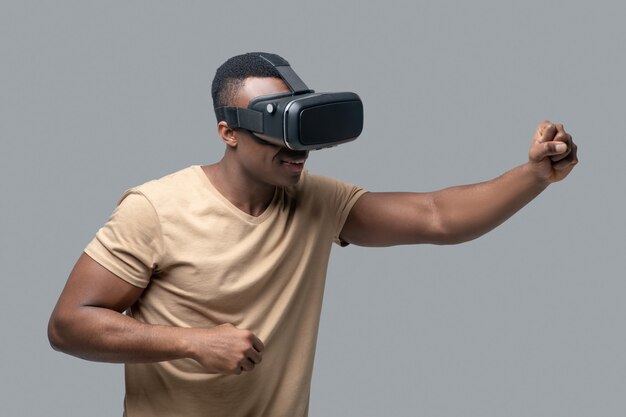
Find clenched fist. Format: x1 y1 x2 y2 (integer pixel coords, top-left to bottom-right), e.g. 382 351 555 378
528 121 579 184
186 323 264 375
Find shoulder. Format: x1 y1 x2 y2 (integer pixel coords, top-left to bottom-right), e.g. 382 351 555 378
120 166 204 211
288 170 367 211
102 166 205 230
293 170 355 194
131 166 200 199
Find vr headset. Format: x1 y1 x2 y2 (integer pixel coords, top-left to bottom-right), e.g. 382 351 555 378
214 52 364 151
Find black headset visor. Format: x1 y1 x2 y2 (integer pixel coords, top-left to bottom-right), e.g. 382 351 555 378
214 53 363 151
246 91 363 150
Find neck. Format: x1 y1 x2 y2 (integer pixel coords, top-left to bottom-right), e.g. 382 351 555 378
202 159 276 217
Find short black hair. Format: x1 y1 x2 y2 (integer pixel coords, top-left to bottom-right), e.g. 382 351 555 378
211 53 283 112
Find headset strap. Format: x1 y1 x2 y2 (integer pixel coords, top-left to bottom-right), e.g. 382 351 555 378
214 107 263 132
251 52 312 94
215 53 311 127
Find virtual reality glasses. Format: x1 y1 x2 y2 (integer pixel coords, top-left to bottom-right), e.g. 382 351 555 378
214 53 364 151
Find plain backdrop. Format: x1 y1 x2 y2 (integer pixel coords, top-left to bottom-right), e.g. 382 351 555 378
2 1 625 416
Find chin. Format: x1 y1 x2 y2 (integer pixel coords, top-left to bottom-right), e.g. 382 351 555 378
275 172 303 187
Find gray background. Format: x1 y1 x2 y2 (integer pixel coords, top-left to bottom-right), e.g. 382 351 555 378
2 1 624 416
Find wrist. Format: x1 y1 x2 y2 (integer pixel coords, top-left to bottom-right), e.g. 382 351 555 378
521 162 552 191
175 327 199 361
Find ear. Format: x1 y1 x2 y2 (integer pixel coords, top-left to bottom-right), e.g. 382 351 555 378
217 121 238 148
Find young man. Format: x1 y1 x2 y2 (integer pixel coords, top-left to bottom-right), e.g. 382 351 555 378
48 53 578 417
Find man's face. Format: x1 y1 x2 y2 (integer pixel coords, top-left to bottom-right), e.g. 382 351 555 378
230 77 309 187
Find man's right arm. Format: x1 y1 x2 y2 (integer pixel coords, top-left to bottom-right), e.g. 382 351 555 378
48 253 263 375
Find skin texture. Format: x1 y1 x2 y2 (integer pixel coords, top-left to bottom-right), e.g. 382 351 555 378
48 76 578 375
341 121 578 246
204 77 309 217
48 253 264 375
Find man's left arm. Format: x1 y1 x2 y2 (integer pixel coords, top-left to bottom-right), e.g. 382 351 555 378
340 121 578 247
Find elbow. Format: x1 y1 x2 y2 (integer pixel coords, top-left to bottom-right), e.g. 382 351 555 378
47 310 72 353
418 195 451 244
432 232 475 246
47 314 63 352
427 196 475 245
428 216 477 245
427 223 465 246
429 224 481 246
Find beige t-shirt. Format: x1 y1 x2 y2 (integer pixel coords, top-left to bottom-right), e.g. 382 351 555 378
84 165 366 417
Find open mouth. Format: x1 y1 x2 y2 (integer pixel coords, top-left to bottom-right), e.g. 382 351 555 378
280 159 306 167
280 158 307 173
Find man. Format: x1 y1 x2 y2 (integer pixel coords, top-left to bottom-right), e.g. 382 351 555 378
48 53 578 417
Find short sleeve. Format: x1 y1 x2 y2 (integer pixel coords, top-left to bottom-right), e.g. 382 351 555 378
302 173 367 247
332 181 367 246
84 191 164 288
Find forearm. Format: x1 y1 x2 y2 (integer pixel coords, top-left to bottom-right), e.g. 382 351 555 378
341 121 577 247
48 306 192 364
432 162 548 244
